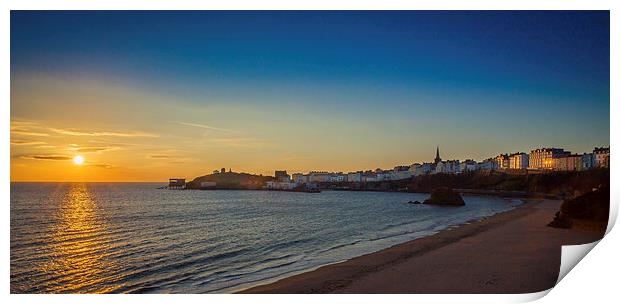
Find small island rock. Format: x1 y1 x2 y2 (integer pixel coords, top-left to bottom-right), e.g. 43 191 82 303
423 187 465 206
407 200 422 204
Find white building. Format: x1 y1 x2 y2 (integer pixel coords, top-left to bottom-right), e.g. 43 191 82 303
415 163 434 176
390 167 412 180
347 172 362 183
363 172 378 182
435 160 460 174
509 153 529 169
478 158 497 170
409 163 421 175
291 173 308 184
328 173 346 182
308 171 330 183
376 170 392 181
460 159 478 172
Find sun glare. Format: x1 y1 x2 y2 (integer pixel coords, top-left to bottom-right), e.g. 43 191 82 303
73 155 84 165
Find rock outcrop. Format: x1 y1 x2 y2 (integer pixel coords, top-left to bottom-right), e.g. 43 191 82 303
423 187 465 206
548 186 609 230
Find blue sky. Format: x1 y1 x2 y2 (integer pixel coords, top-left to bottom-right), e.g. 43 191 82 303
10 11 610 180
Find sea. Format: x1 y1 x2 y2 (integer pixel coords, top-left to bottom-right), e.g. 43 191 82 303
10 182 523 293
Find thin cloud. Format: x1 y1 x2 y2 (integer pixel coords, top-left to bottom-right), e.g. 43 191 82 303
86 163 116 169
74 147 112 153
19 154 72 161
11 120 50 137
11 120 41 130
11 120 157 138
86 140 141 147
169 160 188 164
50 128 158 138
10 139 47 146
173 121 235 133
147 154 172 159
68 144 120 153
10 129 50 137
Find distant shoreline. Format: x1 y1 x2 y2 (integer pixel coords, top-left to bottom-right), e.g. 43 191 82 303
239 199 604 294
164 186 562 200
10 182 559 199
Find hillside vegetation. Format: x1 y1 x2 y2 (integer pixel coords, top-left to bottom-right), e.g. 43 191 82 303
186 172 273 189
325 168 609 198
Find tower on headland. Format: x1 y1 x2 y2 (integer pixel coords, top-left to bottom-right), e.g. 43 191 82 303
434 146 442 164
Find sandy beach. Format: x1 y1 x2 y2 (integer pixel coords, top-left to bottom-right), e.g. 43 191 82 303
241 199 605 294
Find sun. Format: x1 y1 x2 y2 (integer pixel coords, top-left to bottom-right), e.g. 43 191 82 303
73 155 84 165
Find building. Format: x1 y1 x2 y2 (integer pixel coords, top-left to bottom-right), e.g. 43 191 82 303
275 170 291 182
450 160 461 173
435 160 460 174
409 163 421 175
393 165 410 171
308 171 330 183
347 172 362 183
362 171 378 182
509 153 529 169
291 173 308 184
259 145 606 186
528 148 568 170
414 163 434 176
328 173 346 182
376 170 392 181
460 159 478 172
593 147 610 168
581 153 595 171
478 158 497 170
390 166 412 180
495 154 510 170
168 178 186 189
553 154 582 171
434 146 442 164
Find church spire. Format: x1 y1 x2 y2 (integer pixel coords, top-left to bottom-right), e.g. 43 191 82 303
434 146 441 164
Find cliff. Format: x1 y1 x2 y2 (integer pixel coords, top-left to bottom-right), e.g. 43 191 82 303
548 185 609 230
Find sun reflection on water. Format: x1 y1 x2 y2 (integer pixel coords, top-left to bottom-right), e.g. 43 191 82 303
43 183 121 293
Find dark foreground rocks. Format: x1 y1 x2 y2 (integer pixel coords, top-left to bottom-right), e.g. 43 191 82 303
548 185 609 231
423 187 465 206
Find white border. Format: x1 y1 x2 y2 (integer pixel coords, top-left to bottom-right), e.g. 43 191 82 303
3 1 617 304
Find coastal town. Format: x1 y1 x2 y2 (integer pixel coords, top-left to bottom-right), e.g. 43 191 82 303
171 146 610 191
10 10 611 297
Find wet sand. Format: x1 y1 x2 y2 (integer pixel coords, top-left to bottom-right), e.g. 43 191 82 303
241 200 604 293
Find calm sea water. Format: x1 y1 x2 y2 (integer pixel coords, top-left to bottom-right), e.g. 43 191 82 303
10 183 522 293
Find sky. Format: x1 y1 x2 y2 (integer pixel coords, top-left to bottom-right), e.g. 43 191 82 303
10 11 610 182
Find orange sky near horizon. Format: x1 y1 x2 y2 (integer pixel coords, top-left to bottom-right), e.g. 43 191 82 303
10 72 608 182
10 73 458 182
